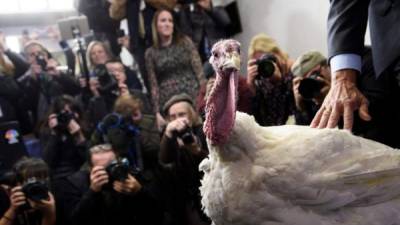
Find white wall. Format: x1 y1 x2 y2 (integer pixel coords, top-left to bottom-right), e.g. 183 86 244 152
233 0 330 61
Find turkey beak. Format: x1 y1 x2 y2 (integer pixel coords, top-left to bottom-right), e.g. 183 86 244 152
222 52 240 71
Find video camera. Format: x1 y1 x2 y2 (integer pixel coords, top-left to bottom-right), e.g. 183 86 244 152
256 53 277 79
93 64 119 96
298 71 324 100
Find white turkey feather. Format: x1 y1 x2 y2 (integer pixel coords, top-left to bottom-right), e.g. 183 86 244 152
200 112 400 225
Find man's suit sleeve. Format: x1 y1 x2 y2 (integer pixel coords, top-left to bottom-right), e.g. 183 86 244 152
327 0 370 59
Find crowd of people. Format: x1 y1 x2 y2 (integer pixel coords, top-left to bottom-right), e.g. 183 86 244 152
1 0 399 225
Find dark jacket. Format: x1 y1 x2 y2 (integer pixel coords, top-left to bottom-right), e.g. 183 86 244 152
56 170 162 225
17 72 80 129
159 125 210 225
40 130 88 180
3 50 30 79
179 4 230 61
327 0 400 76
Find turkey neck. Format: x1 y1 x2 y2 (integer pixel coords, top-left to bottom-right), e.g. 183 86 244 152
204 70 238 146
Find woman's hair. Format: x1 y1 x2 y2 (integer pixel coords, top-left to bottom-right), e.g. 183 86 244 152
114 94 143 121
248 33 289 61
14 157 49 183
86 41 114 69
151 8 184 48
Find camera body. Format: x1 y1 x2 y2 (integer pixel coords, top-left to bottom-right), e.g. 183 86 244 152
256 53 277 79
21 177 50 202
105 158 130 182
36 54 47 71
57 111 75 130
93 64 119 96
298 72 324 100
174 126 195 145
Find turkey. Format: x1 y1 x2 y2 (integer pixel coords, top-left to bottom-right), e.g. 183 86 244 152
200 39 400 225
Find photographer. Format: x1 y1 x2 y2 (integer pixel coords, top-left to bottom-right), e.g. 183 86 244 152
291 51 331 125
39 95 88 180
246 33 295 126
56 144 161 225
86 59 148 131
159 93 210 225
0 158 56 225
18 41 80 130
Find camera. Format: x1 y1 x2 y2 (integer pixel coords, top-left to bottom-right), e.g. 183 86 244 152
22 178 50 202
105 158 130 182
57 111 75 130
36 54 47 71
256 53 277 79
116 29 125 38
93 64 119 96
298 72 324 100
175 127 195 145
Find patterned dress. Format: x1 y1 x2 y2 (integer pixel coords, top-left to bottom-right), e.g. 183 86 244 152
145 37 204 114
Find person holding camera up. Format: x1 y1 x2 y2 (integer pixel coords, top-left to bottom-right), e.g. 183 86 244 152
246 33 295 126
159 93 210 225
291 51 331 125
0 158 56 225
56 144 161 225
39 95 88 181
17 41 80 131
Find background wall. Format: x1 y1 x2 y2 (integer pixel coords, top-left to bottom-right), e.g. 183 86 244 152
233 0 330 61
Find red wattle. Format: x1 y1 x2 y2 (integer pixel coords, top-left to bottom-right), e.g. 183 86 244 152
204 71 238 145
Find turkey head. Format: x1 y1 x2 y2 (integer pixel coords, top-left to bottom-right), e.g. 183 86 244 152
204 39 241 146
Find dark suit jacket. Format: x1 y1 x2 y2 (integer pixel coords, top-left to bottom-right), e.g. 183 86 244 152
327 0 400 76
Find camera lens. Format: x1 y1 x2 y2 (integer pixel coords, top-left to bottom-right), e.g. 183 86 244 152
176 127 195 145
256 53 277 78
22 180 49 202
298 73 324 100
106 159 130 182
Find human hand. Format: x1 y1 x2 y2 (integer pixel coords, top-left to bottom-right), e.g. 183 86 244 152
113 174 142 194
46 58 60 76
310 69 371 130
246 59 258 95
31 64 43 75
312 74 331 105
68 119 81 134
117 36 130 50
165 117 189 138
9 186 26 211
118 83 129 96
28 192 55 214
89 78 100 97
292 76 304 110
90 166 109 192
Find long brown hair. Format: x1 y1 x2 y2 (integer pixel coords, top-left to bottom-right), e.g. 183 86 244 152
151 8 184 48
